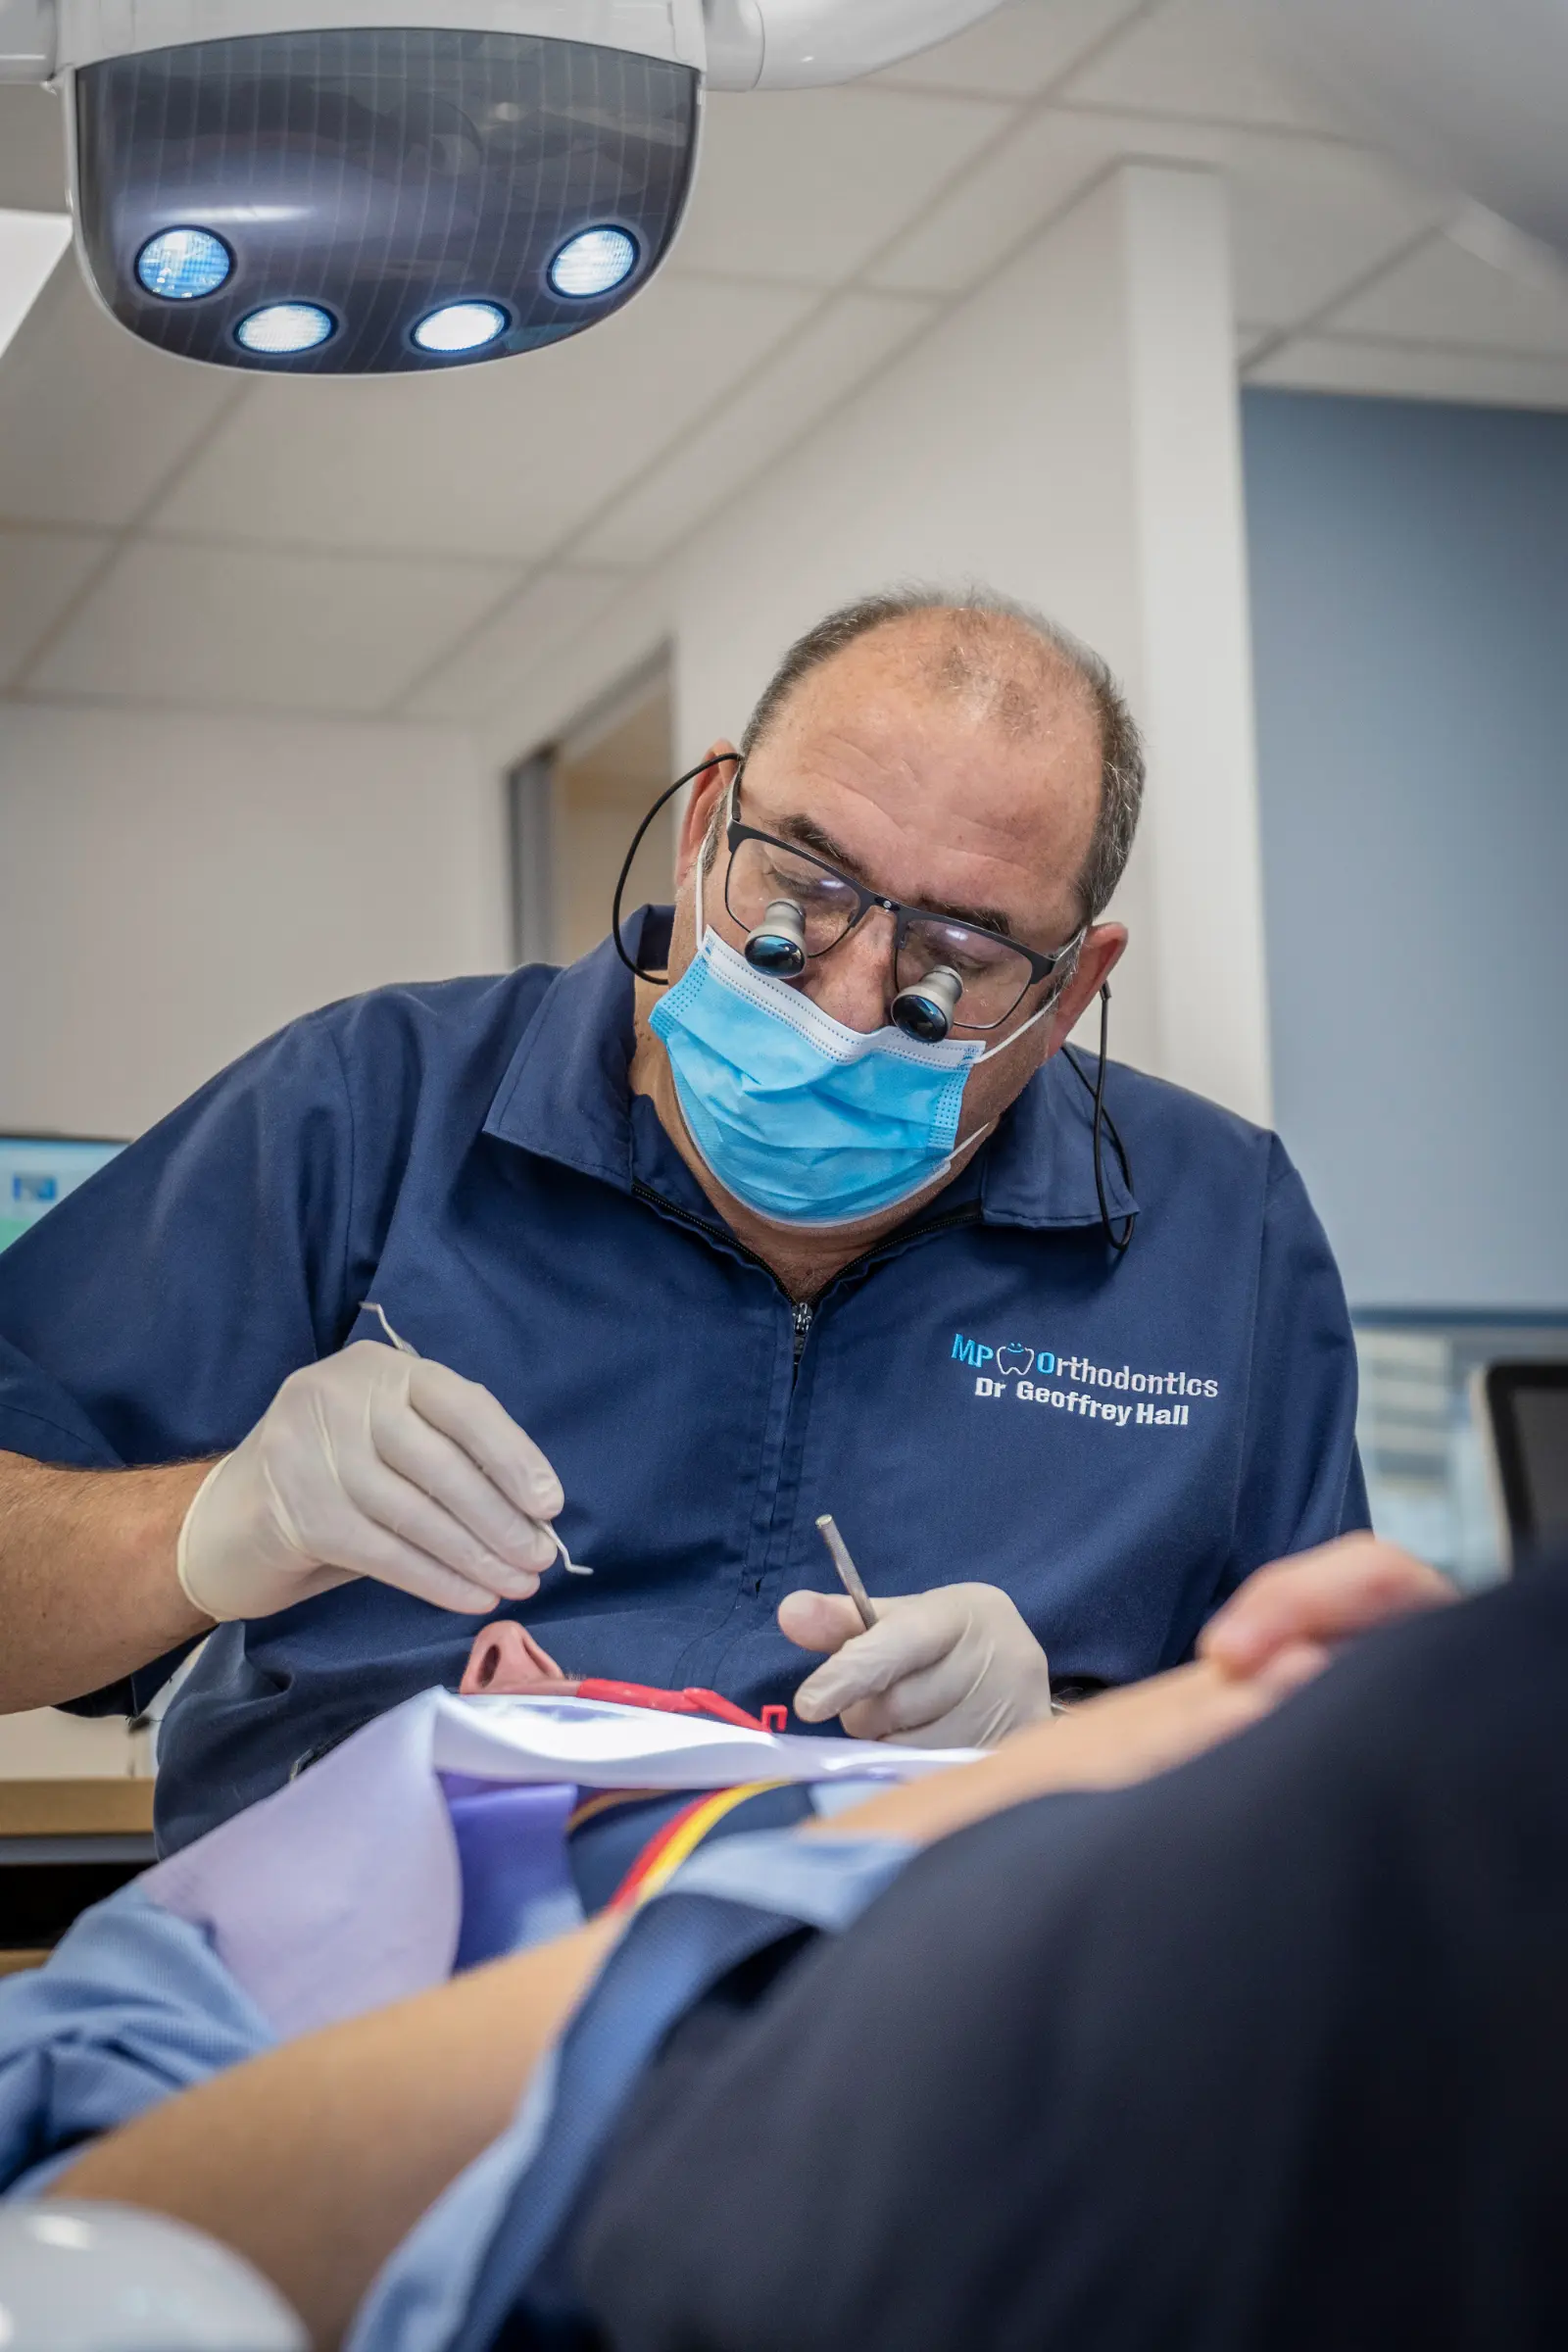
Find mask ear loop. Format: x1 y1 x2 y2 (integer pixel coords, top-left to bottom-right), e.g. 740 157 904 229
1063 985 1137 1253
612 755 743 983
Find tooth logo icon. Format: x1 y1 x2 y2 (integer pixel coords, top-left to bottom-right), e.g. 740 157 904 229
995 1344 1035 1378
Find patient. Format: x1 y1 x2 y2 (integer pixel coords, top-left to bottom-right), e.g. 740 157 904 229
51 1535 1567 2352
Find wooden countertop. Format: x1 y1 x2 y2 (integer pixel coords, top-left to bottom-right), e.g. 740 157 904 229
0 1779 155 1838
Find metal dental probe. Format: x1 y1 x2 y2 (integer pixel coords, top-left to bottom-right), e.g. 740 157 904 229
815 1514 878 1633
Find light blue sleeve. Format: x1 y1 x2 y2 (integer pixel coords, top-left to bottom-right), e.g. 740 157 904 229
0 1886 276 2198
350 1831 914 2352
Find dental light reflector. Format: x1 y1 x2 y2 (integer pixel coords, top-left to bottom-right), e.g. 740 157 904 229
413 300 509 355
549 225 638 299
73 29 695 375
134 225 231 300
235 301 334 355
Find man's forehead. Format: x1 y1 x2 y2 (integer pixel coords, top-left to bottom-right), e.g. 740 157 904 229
750 643 1098 836
738 729 1096 942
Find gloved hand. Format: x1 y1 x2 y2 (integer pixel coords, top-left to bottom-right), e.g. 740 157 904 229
781 1583 1054 1747
176 1341 564 1622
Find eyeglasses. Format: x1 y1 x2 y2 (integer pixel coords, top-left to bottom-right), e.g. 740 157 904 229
723 781 1081 1033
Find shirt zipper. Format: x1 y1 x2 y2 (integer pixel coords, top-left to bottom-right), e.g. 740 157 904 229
791 1298 814 1368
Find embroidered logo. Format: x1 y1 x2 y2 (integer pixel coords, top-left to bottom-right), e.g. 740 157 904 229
951 1333 1219 1431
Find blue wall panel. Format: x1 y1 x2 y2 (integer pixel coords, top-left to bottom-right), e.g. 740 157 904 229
1243 389 1568 1310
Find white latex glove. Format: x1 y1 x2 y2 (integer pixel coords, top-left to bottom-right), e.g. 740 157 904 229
176 1341 566 1622
781 1583 1054 1747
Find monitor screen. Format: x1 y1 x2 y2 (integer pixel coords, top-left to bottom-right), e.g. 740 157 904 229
0 1134 123 1254
1512 1385 1568 1550
1480 1362 1568 1564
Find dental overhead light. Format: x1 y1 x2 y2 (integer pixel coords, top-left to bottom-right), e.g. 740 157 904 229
135 224 233 300
550 223 639 300
413 297 509 353
236 301 337 354
0 0 1010 375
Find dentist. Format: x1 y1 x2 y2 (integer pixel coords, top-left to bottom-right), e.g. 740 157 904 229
0 590 1382 1852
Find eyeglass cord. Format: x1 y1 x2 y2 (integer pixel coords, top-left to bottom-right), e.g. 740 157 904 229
1062 986 1138 1253
612 756 741 982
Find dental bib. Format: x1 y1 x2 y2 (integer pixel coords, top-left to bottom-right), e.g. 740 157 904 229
651 925 987 1227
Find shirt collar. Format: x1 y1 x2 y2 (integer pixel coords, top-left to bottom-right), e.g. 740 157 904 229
482 908 665 1191
976 1047 1139 1231
484 908 1138 1232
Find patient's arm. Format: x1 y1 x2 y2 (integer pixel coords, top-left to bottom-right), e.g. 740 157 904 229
50 1656 1280 2347
58 1916 623 2351
804 1650 1300 1847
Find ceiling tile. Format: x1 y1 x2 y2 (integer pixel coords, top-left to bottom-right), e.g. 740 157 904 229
1247 334 1568 413
151 273 818 562
0 527 110 689
0 268 238 530
28 539 521 713
873 0 1151 99
1220 133 1446 328
675 86 1013 285
576 290 937 567
401 565 626 721
1059 0 1348 134
0 87 68 213
1322 234 1568 359
867 107 1125 295
867 106 1441 324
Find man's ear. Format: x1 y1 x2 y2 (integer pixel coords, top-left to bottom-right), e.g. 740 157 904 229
1045 923 1127 1054
674 742 740 886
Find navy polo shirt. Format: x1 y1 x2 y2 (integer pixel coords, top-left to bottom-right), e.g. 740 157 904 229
0 913 1367 1854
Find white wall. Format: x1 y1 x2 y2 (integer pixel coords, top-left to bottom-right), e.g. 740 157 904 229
479 164 1272 1124
0 701 505 1138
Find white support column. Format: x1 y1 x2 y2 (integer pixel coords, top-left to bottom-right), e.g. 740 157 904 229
1119 165 1273 1125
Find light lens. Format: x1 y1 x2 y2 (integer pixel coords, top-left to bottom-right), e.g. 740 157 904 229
235 302 335 355
412 300 509 356
549 226 638 300
135 226 231 301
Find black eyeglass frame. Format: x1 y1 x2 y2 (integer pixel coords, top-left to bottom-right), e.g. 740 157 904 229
723 771 1083 1034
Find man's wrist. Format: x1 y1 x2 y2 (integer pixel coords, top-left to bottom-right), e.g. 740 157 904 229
173 1455 231 1622
134 1457 224 1640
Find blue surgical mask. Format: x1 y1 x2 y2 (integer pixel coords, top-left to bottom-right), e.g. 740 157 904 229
650 865 1054 1228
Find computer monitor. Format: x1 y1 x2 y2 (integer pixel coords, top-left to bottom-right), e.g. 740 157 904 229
1474 1362 1568 1569
0 1133 124 1255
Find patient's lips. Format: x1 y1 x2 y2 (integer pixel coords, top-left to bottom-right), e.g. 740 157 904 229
461 1619 568 1695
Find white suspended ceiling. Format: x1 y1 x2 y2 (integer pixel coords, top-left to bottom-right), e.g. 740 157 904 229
3 0 1568 723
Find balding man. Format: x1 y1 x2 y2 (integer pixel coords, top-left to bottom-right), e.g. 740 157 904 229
0 589 1371 1853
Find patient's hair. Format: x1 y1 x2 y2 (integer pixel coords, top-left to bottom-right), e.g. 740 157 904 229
741 587 1145 921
